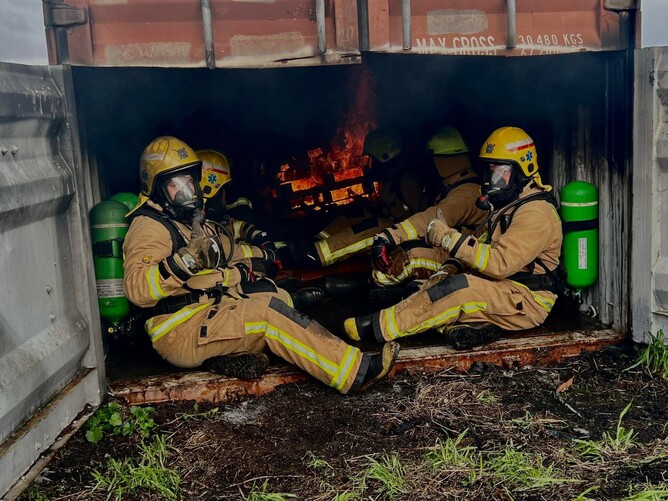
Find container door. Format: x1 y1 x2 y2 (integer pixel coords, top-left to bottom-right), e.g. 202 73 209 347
0 62 105 497
632 47 668 342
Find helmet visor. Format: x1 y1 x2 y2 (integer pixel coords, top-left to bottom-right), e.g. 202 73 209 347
485 163 514 194
161 173 201 209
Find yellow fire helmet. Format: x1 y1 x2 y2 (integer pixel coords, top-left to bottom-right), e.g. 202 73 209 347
425 127 469 156
479 126 550 190
197 149 232 200
128 136 201 215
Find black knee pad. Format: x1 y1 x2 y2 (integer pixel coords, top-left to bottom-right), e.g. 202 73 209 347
269 296 311 328
427 274 469 302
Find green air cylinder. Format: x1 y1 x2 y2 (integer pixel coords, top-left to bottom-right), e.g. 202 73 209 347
90 200 131 327
559 181 598 292
109 192 139 212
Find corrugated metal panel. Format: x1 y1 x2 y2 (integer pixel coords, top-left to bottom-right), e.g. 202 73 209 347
368 0 625 56
50 0 361 68
632 47 668 342
0 63 105 497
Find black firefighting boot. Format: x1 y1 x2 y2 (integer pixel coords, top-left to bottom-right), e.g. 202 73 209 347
290 287 325 310
358 341 400 393
343 314 377 343
202 352 269 379
322 276 367 298
445 322 502 351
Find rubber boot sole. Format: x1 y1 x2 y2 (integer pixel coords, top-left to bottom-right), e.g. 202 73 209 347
360 341 401 392
446 323 502 351
202 352 269 379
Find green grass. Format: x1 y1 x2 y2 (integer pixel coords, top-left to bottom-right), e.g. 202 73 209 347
572 485 600 501
359 453 407 499
575 401 637 459
623 483 668 500
486 442 573 491
625 330 668 379
476 389 497 403
91 434 180 500
244 481 297 500
425 430 478 468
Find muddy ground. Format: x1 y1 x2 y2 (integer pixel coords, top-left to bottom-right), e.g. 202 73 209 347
18 343 668 500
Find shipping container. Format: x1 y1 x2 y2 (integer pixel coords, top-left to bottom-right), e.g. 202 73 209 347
3 0 668 496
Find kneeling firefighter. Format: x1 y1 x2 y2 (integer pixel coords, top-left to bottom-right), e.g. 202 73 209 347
344 126 563 350
370 127 487 288
123 136 398 391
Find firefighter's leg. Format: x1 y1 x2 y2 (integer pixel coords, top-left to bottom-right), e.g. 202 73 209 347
372 244 450 287
345 275 553 344
315 217 392 267
165 291 397 394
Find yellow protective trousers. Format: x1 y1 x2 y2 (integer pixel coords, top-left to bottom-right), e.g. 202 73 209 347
369 273 556 342
149 289 366 394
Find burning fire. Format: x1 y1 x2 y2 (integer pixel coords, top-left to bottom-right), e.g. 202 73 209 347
277 67 378 207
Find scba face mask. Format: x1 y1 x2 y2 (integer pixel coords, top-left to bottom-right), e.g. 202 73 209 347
159 171 203 222
482 163 523 209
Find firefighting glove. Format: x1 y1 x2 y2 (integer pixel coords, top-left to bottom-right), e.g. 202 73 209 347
235 263 257 285
426 209 458 250
175 234 224 275
250 257 281 279
371 233 394 273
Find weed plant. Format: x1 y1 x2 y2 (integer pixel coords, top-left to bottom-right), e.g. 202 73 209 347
625 330 668 379
244 481 296 500
575 402 637 459
85 402 155 443
359 453 407 499
425 430 478 468
91 434 179 500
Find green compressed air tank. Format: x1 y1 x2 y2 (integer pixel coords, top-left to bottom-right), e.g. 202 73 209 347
559 181 598 292
90 200 131 328
109 192 139 212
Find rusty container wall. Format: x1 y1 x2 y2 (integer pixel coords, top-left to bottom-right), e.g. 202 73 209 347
48 0 360 68
367 0 625 56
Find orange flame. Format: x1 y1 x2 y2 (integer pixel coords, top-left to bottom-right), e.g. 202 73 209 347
279 67 378 206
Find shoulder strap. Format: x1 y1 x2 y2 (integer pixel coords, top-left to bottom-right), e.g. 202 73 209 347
131 206 186 253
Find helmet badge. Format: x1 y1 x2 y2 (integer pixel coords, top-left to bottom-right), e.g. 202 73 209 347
485 143 495 154
176 148 189 159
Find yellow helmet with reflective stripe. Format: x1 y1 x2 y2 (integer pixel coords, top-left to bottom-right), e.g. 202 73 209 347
479 126 549 189
129 136 201 215
197 149 232 199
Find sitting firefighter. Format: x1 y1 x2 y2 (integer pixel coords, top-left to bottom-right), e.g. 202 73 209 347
294 127 429 269
123 136 399 390
343 126 563 350
371 127 487 288
197 149 323 309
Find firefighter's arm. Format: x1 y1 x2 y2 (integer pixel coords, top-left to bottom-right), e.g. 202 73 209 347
122 217 192 308
435 204 552 279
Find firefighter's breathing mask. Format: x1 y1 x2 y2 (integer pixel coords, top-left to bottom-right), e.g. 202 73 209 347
158 172 203 222
481 163 524 209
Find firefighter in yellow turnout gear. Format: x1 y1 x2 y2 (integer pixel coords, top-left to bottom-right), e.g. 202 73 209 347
306 128 430 268
344 127 563 350
123 136 398 393
371 127 487 287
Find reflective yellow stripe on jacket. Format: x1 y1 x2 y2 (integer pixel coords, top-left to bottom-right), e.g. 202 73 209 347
244 322 360 391
146 265 169 300
146 303 211 342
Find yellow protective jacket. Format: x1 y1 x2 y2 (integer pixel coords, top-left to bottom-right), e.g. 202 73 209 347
382 169 487 245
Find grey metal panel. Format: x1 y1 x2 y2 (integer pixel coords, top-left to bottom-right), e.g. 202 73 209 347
638 0 668 48
632 47 668 342
0 62 105 496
